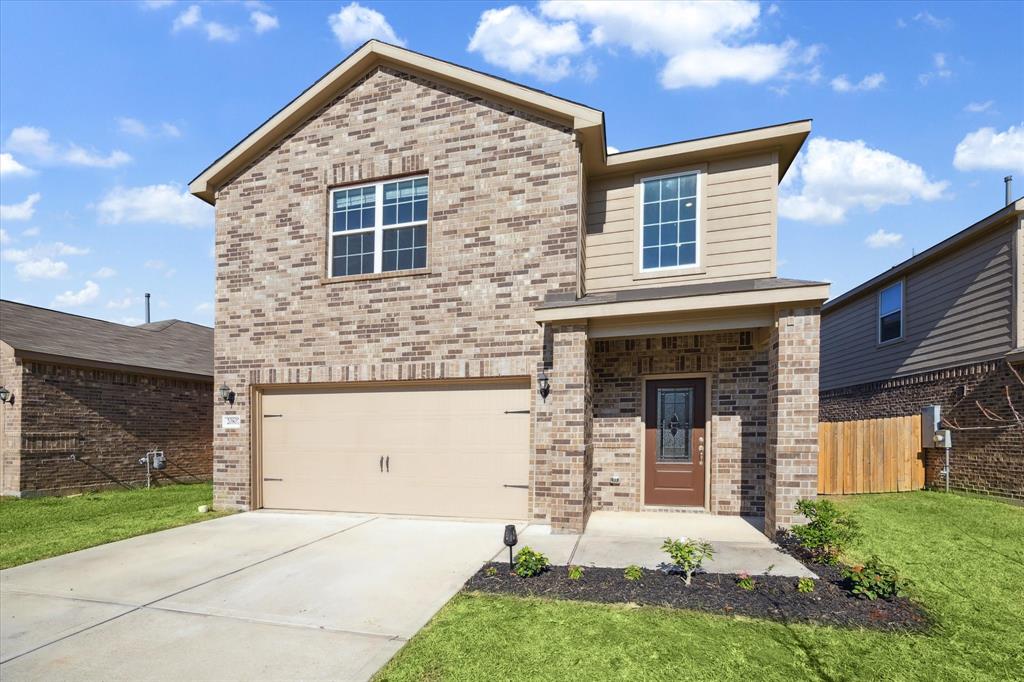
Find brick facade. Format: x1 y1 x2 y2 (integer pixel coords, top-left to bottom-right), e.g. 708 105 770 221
765 307 821 534
821 358 1024 501
212 66 580 513
590 331 769 516
0 358 212 496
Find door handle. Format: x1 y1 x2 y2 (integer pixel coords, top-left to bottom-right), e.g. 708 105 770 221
698 436 705 465
380 456 384 473
386 456 390 473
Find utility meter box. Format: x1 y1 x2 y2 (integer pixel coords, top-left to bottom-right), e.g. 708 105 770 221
932 429 952 449
921 405 942 448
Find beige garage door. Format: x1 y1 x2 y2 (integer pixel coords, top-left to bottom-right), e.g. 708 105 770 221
259 380 530 520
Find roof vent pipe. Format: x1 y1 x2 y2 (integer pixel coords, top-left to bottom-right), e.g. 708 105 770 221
145 293 151 324
1006 176 1013 206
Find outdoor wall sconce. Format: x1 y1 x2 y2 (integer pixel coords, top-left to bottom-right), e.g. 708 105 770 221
503 524 518 570
0 386 13 405
537 370 551 403
218 384 236 405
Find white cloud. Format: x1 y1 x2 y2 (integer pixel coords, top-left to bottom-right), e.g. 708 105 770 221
53 280 100 307
0 228 10 245
3 241 90 266
329 2 405 50
0 152 33 177
491 0 821 89
779 137 949 224
918 52 952 85
22 227 40 237
964 100 994 114
64 145 132 168
831 72 885 93
865 229 904 249
194 302 213 312
94 266 117 278
96 183 213 228
173 4 201 31
205 21 240 42
0 193 41 221
607 145 620 154
468 6 583 82
4 127 131 168
118 117 149 137
107 295 138 310
16 258 68 280
913 11 951 30
250 10 279 33
953 125 1024 174
117 117 183 138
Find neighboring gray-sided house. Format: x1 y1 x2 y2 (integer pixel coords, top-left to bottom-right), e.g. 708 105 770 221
189 41 830 537
0 300 214 496
820 198 1024 501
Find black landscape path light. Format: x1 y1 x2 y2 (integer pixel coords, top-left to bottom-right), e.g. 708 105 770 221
504 524 518 571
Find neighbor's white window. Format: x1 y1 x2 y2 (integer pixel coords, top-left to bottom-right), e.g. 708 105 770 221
640 171 699 271
329 176 428 277
878 281 903 343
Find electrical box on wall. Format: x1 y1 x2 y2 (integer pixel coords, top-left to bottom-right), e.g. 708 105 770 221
921 405 941 448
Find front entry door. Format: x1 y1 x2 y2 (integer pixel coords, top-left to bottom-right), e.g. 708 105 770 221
644 379 706 506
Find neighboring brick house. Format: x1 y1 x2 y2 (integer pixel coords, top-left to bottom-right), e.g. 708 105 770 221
189 41 830 535
0 301 214 496
820 199 1024 501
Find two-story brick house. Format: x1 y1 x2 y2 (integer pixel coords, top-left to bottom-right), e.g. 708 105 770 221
190 42 829 536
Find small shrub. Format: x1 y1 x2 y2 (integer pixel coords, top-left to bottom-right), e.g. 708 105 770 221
484 566 498 577
624 565 644 582
797 577 815 593
567 565 584 581
661 536 714 586
844 555 911 600
791 498 861 564
513 546 550 578
736 571 756 591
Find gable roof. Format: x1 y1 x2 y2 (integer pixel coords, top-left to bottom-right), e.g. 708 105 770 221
190 41 809 204
0 300 213 379
822 197 1023 314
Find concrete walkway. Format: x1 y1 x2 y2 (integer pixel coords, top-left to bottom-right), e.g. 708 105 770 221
493 511 814 578
0 512 509 682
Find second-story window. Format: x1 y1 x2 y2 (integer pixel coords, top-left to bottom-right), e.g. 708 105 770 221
640 171 699 271
329 175 428 278
878 281 903 343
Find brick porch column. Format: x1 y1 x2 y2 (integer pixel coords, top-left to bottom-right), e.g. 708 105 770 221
532 323 592 533
765 307 820 537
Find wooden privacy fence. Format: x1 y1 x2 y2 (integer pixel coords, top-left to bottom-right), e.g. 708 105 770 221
818 415 926 494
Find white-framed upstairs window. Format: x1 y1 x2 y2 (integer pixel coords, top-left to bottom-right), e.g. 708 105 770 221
329 175 428 278
639 170 700 272
878 280 904 344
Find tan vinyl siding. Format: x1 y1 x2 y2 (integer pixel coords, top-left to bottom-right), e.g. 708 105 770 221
821 221 1016 390
584 151 776 292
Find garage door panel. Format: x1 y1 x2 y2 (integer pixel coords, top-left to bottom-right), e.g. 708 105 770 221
260 381 529 519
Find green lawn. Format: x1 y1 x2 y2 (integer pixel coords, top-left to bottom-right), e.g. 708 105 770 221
376 492 1024 681
0 483 230 569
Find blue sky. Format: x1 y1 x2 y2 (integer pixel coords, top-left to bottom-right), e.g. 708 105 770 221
1 1 1022 326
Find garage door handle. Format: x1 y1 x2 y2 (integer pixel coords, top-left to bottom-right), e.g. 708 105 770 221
386 456 390 473
503 484 528 489
504 409 530 414
263 477 283 482
264 414 283 418
379 456 384 473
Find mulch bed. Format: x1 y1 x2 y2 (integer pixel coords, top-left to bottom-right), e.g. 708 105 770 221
464 535 929 632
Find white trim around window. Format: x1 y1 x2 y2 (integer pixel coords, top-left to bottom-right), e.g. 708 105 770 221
877 279 904 345
327 174 429 279
637 169 702 274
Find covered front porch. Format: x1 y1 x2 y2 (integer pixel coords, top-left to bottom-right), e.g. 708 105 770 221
530 278 829 537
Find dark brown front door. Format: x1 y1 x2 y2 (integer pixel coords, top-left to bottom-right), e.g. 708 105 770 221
644 379 706 506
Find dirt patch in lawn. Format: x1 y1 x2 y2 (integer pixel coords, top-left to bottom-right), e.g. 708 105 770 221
466 548 929 632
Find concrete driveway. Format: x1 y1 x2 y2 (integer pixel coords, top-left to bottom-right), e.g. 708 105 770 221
0 511 510 682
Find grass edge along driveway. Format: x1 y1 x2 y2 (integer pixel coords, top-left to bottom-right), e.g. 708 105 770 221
375 491 1024 681
0 483 230 569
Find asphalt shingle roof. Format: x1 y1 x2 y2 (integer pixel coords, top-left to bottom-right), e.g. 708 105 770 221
0 300 213 378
